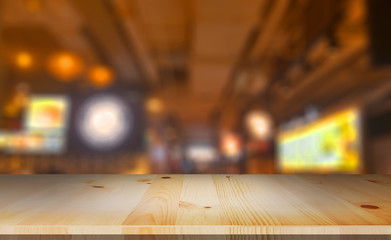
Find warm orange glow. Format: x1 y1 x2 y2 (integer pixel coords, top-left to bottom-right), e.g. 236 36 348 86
25 0 42 12
4 103 19 117
245 110 273 140
146 98 164 113
3 91 28 117
47 52 83 81
16 52 33 69
88 65 115 88
221 132 241 159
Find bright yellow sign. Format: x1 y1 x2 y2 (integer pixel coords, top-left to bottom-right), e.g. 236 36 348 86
25 96 69 130
277 108 361 173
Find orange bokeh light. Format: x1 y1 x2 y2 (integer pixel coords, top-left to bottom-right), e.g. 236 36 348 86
88 65 115 88
146 98 164 113
15 52 33 69
221 132 241 158
47 52 83 81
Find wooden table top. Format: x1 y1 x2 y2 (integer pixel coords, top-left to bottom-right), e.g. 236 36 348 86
0 174 391 235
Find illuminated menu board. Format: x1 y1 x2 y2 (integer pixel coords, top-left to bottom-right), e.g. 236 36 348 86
18 95 70 154
277 108 362 173
25 96 69 130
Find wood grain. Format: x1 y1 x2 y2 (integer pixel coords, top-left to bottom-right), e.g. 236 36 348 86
0 174 390 235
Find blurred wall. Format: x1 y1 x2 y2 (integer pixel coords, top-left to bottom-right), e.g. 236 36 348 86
0 7 4 110
370 137 391 174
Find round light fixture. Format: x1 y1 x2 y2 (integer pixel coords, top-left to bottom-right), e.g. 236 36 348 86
15 52 33 69
47 52 83 81
245 110 273 140
76 94 133 151
221 132 241 159
146 98 164 113
88 65 115 89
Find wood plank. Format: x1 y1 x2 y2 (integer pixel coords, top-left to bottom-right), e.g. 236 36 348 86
0 175 152 225
122 175 183 225
176 174 228 225
0 174 390 235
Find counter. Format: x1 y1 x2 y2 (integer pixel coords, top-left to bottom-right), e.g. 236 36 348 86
0 174 390 237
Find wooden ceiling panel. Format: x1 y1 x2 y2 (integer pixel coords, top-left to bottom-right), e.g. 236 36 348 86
1 0 96 66
192 23 252 61
145 25 186 49
134 0 186 24
190 61 231 98
186 0 264 124
1 0 82 27
194 0 262 24
1 0 46 24
71 0 141 81
2 26 60 51
1 0 270 125
131 0 187 51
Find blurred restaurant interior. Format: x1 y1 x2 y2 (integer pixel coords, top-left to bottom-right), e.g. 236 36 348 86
0 0 391 174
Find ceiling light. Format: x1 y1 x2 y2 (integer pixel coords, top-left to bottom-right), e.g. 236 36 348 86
16 52 33 69
47 52 83 81
88 65 115 89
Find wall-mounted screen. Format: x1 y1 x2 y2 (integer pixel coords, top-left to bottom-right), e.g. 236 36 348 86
277 108 362 173
15 95 71 154
25 96 69 130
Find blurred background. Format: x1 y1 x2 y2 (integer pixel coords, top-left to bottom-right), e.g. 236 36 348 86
0 0 391 174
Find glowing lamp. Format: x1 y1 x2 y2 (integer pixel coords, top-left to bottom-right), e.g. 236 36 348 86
88 65 115 89
185 144 218 163
221 132 241 158
76 94 133 151
47 52 83 81
15 52 33 69
146 98 164 113
245 110 273 140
